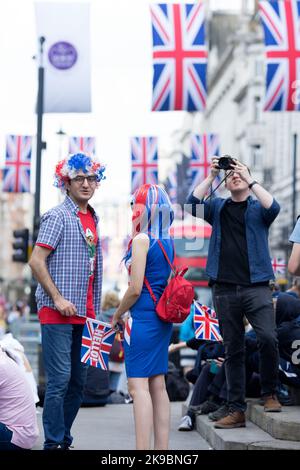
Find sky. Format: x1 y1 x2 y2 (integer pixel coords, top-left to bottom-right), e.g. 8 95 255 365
0 0 247 213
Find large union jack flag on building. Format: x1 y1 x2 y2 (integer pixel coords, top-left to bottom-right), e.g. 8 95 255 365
190 134 220 190
3 135 32 193
150 3 207 111
131 137 158 193
259 0 300 111
81 318 116 369
69 136 96 155
193 301 222 342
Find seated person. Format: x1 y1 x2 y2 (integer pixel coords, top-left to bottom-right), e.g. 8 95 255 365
0 346 39 450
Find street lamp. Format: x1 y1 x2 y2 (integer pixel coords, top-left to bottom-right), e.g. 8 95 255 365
56 127 66 160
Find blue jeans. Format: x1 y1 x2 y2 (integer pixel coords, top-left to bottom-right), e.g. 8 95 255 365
0 422 23 450
41 324 87 449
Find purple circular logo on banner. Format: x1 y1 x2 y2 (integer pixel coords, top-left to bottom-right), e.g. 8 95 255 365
48 41 78 70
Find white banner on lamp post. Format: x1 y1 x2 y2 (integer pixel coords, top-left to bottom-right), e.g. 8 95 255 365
35 2 91 113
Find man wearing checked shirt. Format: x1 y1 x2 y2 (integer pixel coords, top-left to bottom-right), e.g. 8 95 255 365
29 153 105 450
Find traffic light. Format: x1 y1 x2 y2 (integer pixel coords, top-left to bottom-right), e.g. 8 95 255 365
12 228 29 263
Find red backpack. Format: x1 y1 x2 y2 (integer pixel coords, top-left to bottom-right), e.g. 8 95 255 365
144 240 194 323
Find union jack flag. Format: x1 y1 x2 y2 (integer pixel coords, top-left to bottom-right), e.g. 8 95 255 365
271 256 286 275
259 0 300 111
81 318 116 369
150 3 207 111
193 301 222 342
3 135 32 193
68 136 96 155
190 134 220 191
131 137 158 193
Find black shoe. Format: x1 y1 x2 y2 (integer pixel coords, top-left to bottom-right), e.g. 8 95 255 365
60 443 74 450
44 444 64 450
193 400 219 415
208 403 230 421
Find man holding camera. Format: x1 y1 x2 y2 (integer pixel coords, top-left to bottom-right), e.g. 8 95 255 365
186 157 281 429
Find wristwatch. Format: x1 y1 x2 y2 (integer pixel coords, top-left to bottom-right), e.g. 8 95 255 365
248 180 258 190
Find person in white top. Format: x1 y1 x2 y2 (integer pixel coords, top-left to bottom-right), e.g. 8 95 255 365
0 346 39 450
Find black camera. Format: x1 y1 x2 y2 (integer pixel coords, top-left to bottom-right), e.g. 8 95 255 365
216 155 235 171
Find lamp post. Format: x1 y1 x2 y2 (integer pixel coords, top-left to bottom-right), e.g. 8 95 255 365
30 36 46 314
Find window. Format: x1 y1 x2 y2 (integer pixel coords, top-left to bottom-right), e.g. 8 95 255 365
255 60 264 78
251 145 263 169
254 96 262 122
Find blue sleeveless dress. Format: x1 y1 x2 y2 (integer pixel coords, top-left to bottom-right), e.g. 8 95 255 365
124 237 174 378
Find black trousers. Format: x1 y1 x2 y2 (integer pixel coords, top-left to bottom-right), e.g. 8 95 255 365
212 284 279 412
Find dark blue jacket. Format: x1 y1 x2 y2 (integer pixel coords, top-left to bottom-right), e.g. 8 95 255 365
186 193 280 283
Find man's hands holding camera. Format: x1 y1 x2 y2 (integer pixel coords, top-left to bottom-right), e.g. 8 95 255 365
210 156 252 184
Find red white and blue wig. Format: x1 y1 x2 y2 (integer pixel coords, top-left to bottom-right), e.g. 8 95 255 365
54 152 106 192
124 184 174 265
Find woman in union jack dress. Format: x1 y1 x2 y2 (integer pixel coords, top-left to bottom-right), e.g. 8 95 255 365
112 184 174 450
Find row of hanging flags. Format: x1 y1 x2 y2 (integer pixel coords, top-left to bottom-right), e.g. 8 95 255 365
1 130 221 197
1 135 96 193
5 1 300 192
31 1 300 114
150 0 300 112
130 133 220 195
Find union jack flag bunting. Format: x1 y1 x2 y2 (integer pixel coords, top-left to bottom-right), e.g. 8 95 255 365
131 137 158 193
259 0 300 111
190 134 221 192
193 301 222 342
3 135 32 193
81 318 116 369
150 3 207 111
68 136 96 155
271 257 287 275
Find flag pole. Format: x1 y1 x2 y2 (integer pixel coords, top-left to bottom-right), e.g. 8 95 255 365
34 36 45 230
30 36 46 314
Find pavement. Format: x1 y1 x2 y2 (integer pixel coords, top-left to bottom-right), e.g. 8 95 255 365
33 401 210 450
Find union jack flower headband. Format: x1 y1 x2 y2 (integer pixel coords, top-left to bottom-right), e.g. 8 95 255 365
54 152 106 192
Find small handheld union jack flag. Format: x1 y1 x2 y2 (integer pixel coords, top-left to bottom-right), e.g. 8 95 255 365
131 137 158 193
81 318 116 369
3 135 32 193
193 301 222 342
271 257 286 276
68 136 96 155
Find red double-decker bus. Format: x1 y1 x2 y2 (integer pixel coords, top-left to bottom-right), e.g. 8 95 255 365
170 220 212 306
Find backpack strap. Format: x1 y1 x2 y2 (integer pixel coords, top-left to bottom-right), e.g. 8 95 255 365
157 239 176 274
143 239 175 305
144 276 157 305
